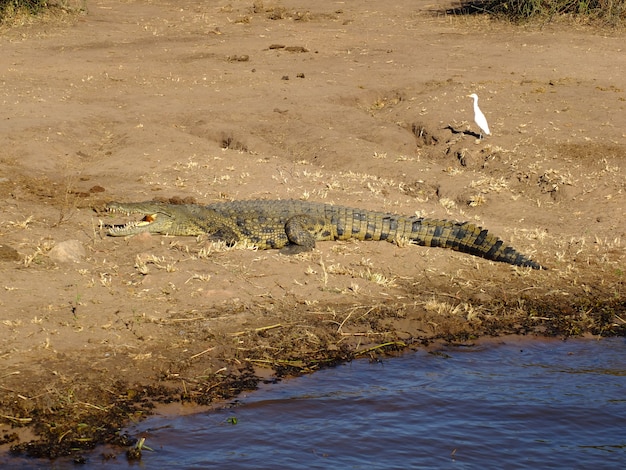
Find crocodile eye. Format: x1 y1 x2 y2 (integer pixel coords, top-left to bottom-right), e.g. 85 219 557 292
142 214 156 223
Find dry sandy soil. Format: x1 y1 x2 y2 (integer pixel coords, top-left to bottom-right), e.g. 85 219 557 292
1 0 625 460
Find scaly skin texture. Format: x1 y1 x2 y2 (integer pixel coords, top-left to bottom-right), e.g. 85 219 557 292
106 199 544 269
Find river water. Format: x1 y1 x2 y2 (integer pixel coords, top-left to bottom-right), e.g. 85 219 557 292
3 337 626 468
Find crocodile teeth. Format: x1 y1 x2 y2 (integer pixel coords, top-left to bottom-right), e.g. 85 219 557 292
107 208 133 216
109 221 150 230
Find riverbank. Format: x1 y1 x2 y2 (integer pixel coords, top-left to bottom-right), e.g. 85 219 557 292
0 0 624 459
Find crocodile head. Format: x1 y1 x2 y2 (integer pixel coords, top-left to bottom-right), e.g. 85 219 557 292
106 201 190 236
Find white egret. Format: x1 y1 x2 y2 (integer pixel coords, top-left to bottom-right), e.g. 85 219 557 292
467 93 490 138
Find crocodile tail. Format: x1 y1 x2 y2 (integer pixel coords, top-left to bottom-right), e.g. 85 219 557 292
404 218 544 269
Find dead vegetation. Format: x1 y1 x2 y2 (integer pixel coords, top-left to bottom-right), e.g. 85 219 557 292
446 0 626 26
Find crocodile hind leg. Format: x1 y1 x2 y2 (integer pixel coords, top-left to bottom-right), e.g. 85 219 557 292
282 214 327 254
208 226 242 246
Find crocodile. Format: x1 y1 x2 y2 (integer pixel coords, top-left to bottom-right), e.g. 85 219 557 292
105 199 544 269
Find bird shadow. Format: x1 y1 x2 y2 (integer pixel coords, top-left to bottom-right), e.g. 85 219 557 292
444 125 482 139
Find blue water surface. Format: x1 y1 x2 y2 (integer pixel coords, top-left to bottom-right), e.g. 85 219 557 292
3 337 626 469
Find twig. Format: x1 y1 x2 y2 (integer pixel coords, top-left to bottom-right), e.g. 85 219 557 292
1 371 20 379
190 347 215 360
77 401 112 411
340 331 388 336
355 341 406 356
0 414 32 424
162 317 206 323
246 358 307 368
231 323 284 336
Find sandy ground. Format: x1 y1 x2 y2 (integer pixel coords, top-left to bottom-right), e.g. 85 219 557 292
0 0 624 459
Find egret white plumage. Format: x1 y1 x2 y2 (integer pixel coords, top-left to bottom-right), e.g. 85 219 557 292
467 93 490 138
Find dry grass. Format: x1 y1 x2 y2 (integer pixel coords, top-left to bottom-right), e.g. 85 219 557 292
446 0 626 26
0 0 85 26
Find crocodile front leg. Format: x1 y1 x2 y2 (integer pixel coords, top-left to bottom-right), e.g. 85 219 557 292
282 214 331 254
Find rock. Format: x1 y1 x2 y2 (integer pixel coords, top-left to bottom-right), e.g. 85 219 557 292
48 240 86 263
0 244 20 262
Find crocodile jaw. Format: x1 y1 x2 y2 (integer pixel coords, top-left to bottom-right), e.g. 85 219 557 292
106 204 172 236
107 214 158 236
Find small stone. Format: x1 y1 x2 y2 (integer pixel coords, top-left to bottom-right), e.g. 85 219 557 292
48 240 86 263
284 46 308 53
0 244 20 261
